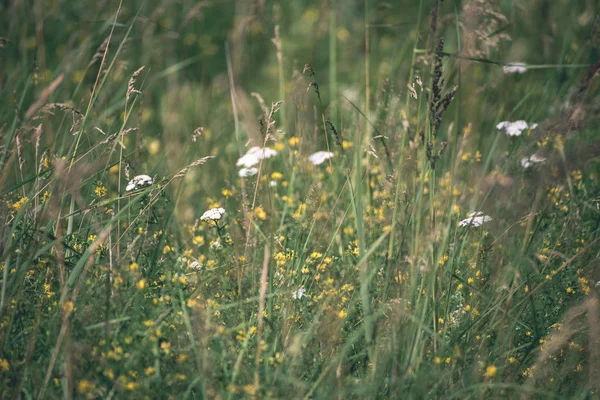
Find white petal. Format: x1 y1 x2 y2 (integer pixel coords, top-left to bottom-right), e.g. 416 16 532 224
308 151 334 166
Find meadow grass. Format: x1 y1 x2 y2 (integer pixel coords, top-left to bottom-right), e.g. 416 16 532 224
1 0 599 398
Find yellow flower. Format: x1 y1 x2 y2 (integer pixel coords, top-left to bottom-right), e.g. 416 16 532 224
243 384 256 395
77 380 94 393
95 184 107 197
288 136 301 147
255 206 267 220
11 197 28 211
0 358 8 371
271 171 284 180
177 354 188 363
147 139 161 155
222 189 233 198
338 310 347 319
484 365 497 378
136 279 147 289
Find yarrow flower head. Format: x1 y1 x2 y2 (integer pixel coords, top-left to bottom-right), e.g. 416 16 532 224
200 207 225 222
496 120 537 137
210 240 223 250
292 287 306 300
520 154 546 169
189 259 203 272
236 146 278 168
503 62 528 74
308 151 334 166
459 211 492 228
238 167 258 177
126 174 153 192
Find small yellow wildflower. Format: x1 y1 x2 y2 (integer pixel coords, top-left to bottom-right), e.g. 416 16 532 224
95 183 107 197
288 136 301 147
271 171 284 180
11 197 28 211
484 365 497 378
77 380 94 394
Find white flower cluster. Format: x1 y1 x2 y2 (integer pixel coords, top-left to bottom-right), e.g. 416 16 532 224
200 207 225 222
236 146 278 169
189 259 203 272
496 120 538 137
503 63 527 74
238 167 258 177
292 287 306 299
126 174 153 192
520 154 546 169
308 151 334 166
459 211 492 228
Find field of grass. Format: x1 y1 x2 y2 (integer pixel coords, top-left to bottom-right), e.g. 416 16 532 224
1 0 599 398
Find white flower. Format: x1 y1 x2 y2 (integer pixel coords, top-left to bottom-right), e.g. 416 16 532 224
308 151 334 166
126 174 153 192
200 207 225 222
292 287 306 300
503 63 527 74
189 259 203 272
238 167 258 177
210 240 222 250
520 154 546 169
459 211 492 228
236 146 278 168
269 180 277 187
496 120 537 137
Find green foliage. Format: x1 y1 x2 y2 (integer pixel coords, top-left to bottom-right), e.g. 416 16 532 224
1 0 599 398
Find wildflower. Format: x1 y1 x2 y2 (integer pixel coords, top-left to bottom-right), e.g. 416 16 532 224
200 207 225 222
210 240 222 250
238 167 258 177
308 151 334 166
502 62 527 74
10 197 28 211
269 180 277 187
289 136 301 147
496 120 537 137
95 183 107 197
520 154 546 169
459 212 492 227
189 259 203 271
77 380 95 394
292 287 306 299
254 206 267 220
126 174 153 192
236 146 278 168
484 365 497 378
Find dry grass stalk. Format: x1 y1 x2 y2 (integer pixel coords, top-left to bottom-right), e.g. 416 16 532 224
126 66 145 104
24 74 64 120
254 245 271 391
